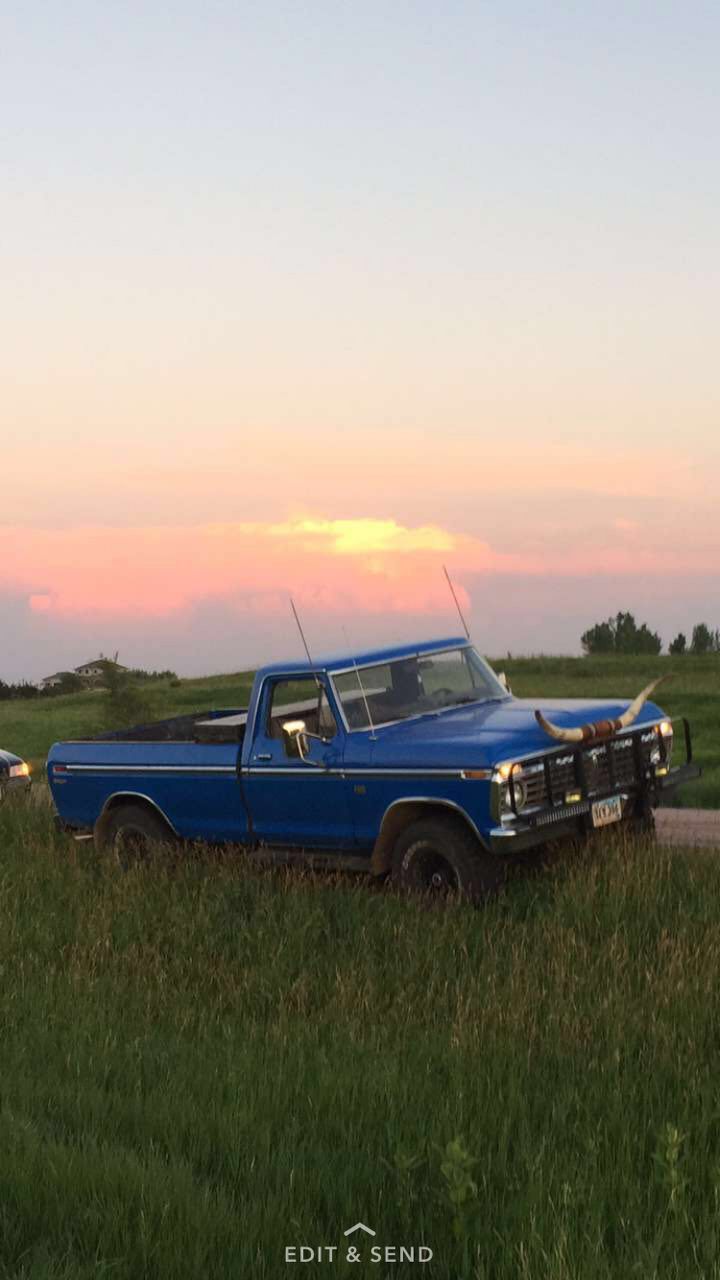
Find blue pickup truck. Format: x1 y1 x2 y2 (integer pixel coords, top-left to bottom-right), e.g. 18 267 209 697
48 637 698 899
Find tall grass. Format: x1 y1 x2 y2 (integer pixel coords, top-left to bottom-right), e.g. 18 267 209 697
2 798 720 1277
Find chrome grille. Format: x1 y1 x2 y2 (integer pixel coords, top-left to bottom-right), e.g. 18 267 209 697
516 728 660 814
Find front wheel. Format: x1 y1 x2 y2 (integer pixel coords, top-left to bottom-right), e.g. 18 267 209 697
624 796 656 840
391 817 504 904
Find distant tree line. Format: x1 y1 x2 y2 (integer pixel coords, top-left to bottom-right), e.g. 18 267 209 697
668 624 720 655
582 612 720 656
0 680 41 701
125 667 178 683
0 667 178 701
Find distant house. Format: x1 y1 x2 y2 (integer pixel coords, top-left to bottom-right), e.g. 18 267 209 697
38 657 128 692
74 657 127 681
38 672 70 691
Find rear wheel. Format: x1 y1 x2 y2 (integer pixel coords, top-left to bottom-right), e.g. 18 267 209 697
391 817 504 904
94 803 175 868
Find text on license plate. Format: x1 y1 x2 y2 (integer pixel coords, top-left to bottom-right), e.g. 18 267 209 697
592 795 624 828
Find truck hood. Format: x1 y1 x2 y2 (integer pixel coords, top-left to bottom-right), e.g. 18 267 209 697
365 696 665 769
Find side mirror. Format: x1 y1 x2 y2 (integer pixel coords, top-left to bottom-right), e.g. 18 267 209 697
498 671 512 695
282 719 308 760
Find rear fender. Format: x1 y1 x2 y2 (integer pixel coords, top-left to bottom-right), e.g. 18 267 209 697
94 791 178 839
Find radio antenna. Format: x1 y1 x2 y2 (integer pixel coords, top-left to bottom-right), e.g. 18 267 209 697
442 565 471 639
290 597 322 689
341 623 376 740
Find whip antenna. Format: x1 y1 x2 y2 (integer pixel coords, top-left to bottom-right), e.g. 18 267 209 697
442 565 470 639
290 597 322 689
341 623 377 740
352 659 376 740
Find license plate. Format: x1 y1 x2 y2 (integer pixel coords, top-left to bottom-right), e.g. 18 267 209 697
591 795 623 828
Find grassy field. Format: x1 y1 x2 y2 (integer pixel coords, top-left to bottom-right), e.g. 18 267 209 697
2 799 720 1278
1 652 717 805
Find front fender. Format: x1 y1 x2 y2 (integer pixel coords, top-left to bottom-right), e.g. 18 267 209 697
371 796 490 875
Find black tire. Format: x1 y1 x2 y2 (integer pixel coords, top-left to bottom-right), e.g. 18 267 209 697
391 817 504 904
94 802 175 868
624 796 656 840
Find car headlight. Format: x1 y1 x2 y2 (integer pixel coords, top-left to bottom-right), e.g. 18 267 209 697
9 762 30 778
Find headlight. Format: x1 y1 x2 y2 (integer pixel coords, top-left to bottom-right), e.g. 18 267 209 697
9 762 30 778
501 778 527 813
651 722 673 767
494 763 527 814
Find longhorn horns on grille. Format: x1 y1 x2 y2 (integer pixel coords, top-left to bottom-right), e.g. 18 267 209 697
534 676 668 744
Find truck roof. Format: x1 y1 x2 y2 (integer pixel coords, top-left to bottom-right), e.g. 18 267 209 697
260 635 469 677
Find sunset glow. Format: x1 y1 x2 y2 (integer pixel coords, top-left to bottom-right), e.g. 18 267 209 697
1 2 719 681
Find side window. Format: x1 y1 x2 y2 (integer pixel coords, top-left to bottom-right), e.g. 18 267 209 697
334 665 393 729
266 679 338 742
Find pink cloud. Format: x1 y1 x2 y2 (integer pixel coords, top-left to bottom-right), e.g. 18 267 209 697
1 512 715 623
28 593 53 613
1 518 524 618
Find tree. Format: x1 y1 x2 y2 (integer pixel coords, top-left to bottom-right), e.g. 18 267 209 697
690 623 714 655
50 672 85 695
581 612 662 656
669 633 687 655
580 620 615 655
103 663 155 729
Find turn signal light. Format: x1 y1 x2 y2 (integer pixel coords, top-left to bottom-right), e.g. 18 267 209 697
497 763 517 781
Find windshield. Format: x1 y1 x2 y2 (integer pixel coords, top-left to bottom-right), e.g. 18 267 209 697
331 646 508 730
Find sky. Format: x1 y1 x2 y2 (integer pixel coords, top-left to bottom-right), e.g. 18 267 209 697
2 0 719 681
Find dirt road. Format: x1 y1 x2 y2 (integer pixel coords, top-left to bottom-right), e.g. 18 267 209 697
656 808 720 848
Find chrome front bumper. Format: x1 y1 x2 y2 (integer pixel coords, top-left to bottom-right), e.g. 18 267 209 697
488 761 701 855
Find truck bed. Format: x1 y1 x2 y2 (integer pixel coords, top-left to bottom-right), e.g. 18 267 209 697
64 693 327 748
91 708 248 745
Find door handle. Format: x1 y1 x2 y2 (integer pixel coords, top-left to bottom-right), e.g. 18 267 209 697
254 753 272 762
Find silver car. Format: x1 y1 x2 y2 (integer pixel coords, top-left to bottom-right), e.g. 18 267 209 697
0 749 31 802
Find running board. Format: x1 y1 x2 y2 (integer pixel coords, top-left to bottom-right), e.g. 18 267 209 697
248 847 374 874
69 830 373 874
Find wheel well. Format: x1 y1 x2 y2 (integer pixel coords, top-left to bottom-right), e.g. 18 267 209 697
371 800 485 875
96 792 177 838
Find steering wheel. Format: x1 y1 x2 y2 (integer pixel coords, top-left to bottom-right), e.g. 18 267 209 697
427 687 456 706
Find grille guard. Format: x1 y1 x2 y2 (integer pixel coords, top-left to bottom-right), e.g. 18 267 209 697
506 716 696 826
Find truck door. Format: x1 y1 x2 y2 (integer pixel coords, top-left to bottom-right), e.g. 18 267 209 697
243 675 353 848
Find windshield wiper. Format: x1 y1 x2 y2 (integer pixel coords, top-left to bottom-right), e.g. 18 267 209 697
444 693 507 707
